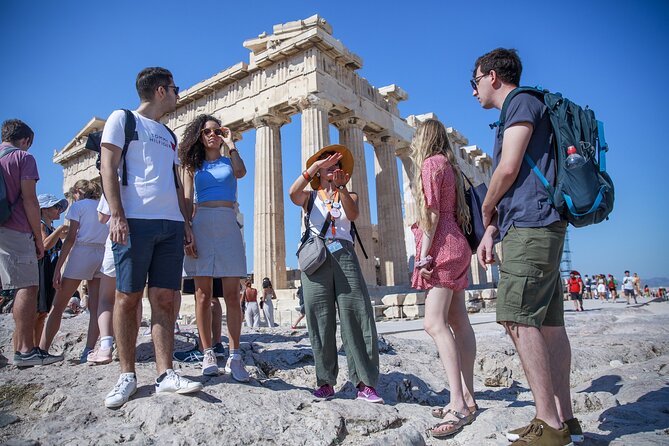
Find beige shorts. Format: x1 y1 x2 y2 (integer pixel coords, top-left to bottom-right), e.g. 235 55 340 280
62 242 105 281
0 226 39 289
100 238 115 277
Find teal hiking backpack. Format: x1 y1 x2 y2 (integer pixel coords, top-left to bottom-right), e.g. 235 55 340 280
0 147 19 224
493 87 614 228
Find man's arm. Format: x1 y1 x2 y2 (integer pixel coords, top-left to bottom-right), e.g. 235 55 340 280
481 122 534 227
20 179 44 259
100 143 127 244
176 166 196 257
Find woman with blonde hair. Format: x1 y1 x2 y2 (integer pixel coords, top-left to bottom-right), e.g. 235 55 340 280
410 119 477 438
39 179 108 363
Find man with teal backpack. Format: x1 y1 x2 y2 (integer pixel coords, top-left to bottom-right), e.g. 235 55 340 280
472 48 589 446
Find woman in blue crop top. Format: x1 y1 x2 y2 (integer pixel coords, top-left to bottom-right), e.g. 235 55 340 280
179 114 249 381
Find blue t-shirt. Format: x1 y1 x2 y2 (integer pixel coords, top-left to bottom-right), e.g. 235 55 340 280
493 92 561 239
194 157 237 203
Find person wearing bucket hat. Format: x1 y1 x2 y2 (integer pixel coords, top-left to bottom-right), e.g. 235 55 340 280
35 194 69 350
289 144 383 404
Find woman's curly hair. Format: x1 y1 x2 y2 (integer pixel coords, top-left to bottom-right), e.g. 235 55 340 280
179 114 222 172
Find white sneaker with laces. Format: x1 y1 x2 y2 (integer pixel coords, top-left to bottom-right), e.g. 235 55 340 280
202 349 219 376
225 356 250 383
105 373 137 408
155 369 203 394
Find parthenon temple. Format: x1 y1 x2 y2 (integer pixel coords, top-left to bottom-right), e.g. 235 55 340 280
53 15 498 295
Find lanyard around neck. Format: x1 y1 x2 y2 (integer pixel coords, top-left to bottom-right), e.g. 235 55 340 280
317 188 339 237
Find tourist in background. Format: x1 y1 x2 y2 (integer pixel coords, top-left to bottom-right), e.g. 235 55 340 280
261 277 276 328
597 275 607 301
409 119 477 438
242 280 260 328
608 274 618 302
633 273 641 298
622 270 637 305
36 194 68 348
567 272 584 312
40 179 108 363
291 285 306 330
180 114 248 381
288 144 383 404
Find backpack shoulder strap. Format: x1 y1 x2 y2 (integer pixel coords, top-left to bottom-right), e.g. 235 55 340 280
162 124 180 190
490 86 546 131
0 147 18 159
120 109 137 186
350 221 368 259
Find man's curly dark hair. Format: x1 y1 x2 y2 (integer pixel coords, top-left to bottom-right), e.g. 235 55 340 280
179 114 222 172
473 48 522 86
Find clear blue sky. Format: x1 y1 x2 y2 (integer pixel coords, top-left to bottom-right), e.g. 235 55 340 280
2 0 668 279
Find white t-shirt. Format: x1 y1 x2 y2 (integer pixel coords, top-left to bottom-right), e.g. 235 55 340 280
101 110 183 222
622 276 634 290
65 199 109 245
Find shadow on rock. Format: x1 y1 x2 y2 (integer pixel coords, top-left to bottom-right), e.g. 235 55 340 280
578 374 623 396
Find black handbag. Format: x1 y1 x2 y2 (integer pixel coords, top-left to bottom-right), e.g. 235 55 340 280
462 174 488 253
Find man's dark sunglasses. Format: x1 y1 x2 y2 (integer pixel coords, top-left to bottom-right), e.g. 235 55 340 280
163 85 180 95
470 73 489 91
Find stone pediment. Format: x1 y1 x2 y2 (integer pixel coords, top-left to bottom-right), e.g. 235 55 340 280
53 116 105 164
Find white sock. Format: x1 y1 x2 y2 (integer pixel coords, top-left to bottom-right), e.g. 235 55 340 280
101 336 114 349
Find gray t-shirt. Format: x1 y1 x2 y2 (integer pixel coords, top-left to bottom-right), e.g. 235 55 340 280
493 92 561 239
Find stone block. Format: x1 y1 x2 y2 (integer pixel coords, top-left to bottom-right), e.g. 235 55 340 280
403 304 425 318
383 306 405 319
403 293 425 306
481 289 497 300
373 305 388 319
382 293 406 306
467 301 483 313
465 290 481 301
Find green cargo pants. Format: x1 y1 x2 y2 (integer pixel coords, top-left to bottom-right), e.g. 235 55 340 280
301 239 380 388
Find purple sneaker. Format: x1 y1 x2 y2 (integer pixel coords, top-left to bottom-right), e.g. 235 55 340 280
313 384 335 400
356 385 384 404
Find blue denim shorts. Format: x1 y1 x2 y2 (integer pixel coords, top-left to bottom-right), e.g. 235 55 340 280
112 219 184 293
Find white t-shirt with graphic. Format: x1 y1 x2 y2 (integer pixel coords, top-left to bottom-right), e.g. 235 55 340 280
101 110 183 222
65 198 109 244
622 275 634 290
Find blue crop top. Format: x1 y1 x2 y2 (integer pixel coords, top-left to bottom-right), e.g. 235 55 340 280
194 157 237 203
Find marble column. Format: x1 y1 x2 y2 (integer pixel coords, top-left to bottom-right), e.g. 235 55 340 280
371 135 409 286
396 146 416 270
296 94 331 166
253 114 289 289
335 117 375 285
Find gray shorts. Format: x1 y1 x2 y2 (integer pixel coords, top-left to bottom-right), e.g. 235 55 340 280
0 226 39 290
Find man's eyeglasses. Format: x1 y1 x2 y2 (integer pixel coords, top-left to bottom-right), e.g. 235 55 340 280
470 73 490 91
201 127 226 137
163 85 180 95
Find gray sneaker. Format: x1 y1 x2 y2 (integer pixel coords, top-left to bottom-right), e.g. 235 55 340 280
202 349 219 376
155 369 203 394
224 357 250 383
38 348 64 365
13 348 43 367
105 373 137 409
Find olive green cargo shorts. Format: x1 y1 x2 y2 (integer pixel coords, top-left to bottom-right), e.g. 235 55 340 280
496 221 567 328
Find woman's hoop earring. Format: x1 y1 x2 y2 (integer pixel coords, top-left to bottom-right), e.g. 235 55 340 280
315 172 320 177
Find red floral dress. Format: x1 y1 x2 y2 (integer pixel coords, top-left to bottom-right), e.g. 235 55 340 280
411 155 470 291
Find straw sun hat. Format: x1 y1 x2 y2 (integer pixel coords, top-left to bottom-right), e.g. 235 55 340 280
305 144 354 189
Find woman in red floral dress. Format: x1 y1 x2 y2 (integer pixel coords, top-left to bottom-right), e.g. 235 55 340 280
410 119 477 439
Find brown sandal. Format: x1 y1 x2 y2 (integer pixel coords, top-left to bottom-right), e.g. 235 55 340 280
428 409 473 439
431 404 478 419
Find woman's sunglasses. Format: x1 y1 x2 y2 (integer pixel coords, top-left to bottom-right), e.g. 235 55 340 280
201 127 226 137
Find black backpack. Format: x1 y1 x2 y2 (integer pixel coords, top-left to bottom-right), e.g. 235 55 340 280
85 109 179 188
0 147 19 224
493 87 614 228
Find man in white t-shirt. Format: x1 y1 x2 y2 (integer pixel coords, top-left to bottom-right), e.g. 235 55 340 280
100 67 201 409
622 270 637 305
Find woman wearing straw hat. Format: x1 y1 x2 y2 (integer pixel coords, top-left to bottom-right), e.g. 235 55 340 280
288 144 383 404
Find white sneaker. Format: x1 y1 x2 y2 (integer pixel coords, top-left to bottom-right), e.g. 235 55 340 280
202 349 219 376
105 373 137 409
224 357 250 383
155 369 203 394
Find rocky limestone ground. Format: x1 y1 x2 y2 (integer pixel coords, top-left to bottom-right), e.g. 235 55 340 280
1 298 668 445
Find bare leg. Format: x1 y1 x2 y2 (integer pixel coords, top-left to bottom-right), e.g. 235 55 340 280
211 297 222 345
194 277 213 350
174 290 181 325
504 323 562 429
97 275 115 339
84 278 101 350
447 289 477 408
148 287 176 375
114 290 143 373
14 287 38 353
39 278 81 351
423 287 469 414
542 325 574 422
222 278 242 350
34 312 47 348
